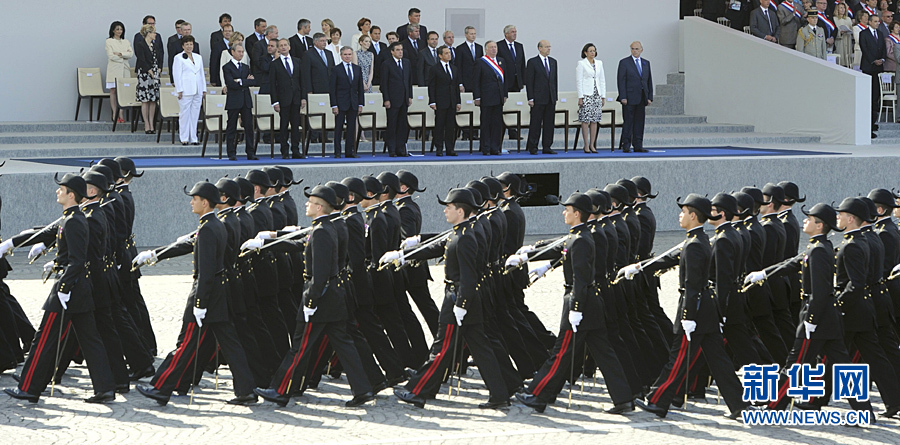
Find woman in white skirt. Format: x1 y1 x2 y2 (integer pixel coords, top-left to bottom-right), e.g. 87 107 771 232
172 35 206 145
575 43 606 153
105 21 132 123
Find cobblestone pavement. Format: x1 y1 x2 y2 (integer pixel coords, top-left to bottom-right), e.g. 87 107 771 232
1 233 898 444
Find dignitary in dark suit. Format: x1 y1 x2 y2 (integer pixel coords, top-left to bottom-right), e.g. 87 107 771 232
331 47 365 158
497 25 525 140
368 26 388 85
256 38 278 94
252 26 279 76
525 40 558 155
860 14 886 136
417 31 440 87
396 8 428 42
427 46 461 156
166 20 186 83
270 39 306 159
302 33 335 144
401 25 425 85
456 26 484 92
473 41 508 156
289 19 314 60
223 44 257 161
209 13 231 63
134 15 164 72
616 41 653 153
381 42 413 157
244 18 267 64
750 0 781 42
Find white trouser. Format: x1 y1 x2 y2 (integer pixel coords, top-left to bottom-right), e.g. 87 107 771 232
178 93 203 143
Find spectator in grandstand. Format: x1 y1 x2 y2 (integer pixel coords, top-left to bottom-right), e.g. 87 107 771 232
351 18 371 51
322 18 335 43
886 20 900 72
797 9 827 59
219 32 249 93
172 35 206 145
834 2 854 66
575 43 605 153
778 0 804 49
751 0 781 42
209 23 233 86
327 28 344 65
855 10 870 67
860 13 887 136
135 24 160 134
106 21 133 124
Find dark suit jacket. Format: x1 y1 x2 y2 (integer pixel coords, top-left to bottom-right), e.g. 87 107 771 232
245 32 265 67
370 41 389 85
210 37 229 86
860 27 887 74
256 53 275 94
616 56 653 105
134 35 163 73
427 61 461 109
252 38 273 75
270 55 305 107
749 7 780 39
209 29 223 59
525 55 558 104
401 38 424 84
472 56 508 106
455 41 484 91
301 48 335 93
223 61 255 110
330 63 365 110
396 23 428 42
496 40 525 91
289 34 314 60
416 46 439 86
381 57 412 104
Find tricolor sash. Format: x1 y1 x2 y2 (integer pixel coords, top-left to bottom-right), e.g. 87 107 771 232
818 12 836 33
482 56 504 82
781 1 802 19
890 34 900 44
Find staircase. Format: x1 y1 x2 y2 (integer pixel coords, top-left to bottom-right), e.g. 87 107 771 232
873 122 900 144
0 73 820 160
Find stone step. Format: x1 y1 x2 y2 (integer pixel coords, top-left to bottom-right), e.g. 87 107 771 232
0 121 115 133
0 131 160 145
874 129 900 138
871 136 900 144
655 84 684 97
667 73 685 85
645 115 706 124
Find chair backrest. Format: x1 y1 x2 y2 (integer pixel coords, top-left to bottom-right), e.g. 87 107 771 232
305 93 334 130
77 68 105 97
881 73 896 94
456 92 480 127
115 78 141 107
206 86 225 97
361 92 387 129
203 94 227 131
158 87 179 118
254 94 280 131
554 91 579 125
408 86 433 128
371 85 380 93
600 94 624 125
503 91 530 127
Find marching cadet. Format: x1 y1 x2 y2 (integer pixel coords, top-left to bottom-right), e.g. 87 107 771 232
112 156 158 361
631 176 672 344
758 184 796 348
622 194 749 420
341 177 407 385
873 189 900 357
387 188 511 409
733 190 785 362
377 171 428 367
263 167 296 336
497 172 555 352
509 192 634 414
135 181 257 406
778 181 804 321
253 185 375 408
277 167 305 330
859 197 900 379
395 170 439 336
0 187 35 371
1 173 116 403
745 203 886 417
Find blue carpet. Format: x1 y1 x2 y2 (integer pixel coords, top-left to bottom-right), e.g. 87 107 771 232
20 146 840 169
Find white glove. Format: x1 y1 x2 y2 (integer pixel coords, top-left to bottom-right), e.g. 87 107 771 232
681 319 697 341
379 250 402 264
620 263 641 280
303 306 317 322
402 235 420 249
255 231 274 240
453 306 467 326
516 245 536 255
505 253 528 267
804 321 817 339
529 263 552 278
241 238 264 250
282 225 302 233
28 242 47 260
193 307 207 327
176 233 195 243
892 263 900 276
43 260 54 274
0 239 14 257
745 270 766 285
568 311 583 332
133 250 157 266
58 291 70 310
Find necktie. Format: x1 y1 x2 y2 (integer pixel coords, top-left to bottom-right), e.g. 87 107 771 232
413 40 418 51
764 10 772 33
284 57 292 76
432 48 436 60
451 47 455 61
398 60 403 73
320 50 327 65
303 37 308 50
509 43 516 61
636 58 642 77
374 43 379 54
470 43 475 57
445 63 451 77
544 57 550 77
346 63 352 81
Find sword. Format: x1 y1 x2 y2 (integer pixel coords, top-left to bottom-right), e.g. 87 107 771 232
381 228 454 272
739 252 805 293
131 229 198 272
447 323 460 398
611 240 685 285
504 235 568 275
4 216 65 258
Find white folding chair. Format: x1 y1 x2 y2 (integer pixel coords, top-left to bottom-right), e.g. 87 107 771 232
303 93 334 157
201 94 227 158
156 87 179 143
114 78 142 132
359 92 386 155
503 91 530 153
456 92 480 154
407 86 433 154
76 68 107 121
880 72 897 123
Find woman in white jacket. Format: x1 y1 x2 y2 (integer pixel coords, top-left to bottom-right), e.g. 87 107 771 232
172 35 206 145
105 21 133 123
575 43 606 153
